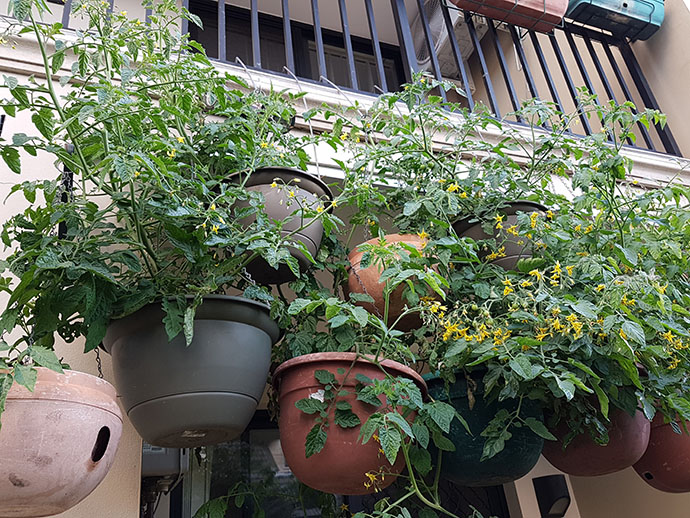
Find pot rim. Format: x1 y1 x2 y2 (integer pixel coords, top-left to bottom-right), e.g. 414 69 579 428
272 351 427 398
452 200 548 235
103 295 281 353
229 167 334 202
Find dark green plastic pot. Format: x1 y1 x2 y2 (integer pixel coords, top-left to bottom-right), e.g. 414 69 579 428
425 372 544 487
102 295 281 448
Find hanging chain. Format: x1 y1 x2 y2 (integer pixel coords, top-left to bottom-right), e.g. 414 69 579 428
349 259 385 320
94 347 104 379
242 267 257 286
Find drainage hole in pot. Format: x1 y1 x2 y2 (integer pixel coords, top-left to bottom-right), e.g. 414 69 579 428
91 426 111 463
643 472 654 481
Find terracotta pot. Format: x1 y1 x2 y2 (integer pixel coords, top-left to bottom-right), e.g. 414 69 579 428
542 408 650 476
452 201 547 271
273 352 427 495
0 368 122 518
103 295 281 448
425 372 544 486
235 167 333 285
345 234 428 331
633 415 690 492
449 0 567 32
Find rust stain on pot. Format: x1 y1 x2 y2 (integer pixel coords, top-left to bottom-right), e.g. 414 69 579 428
8 473 29 487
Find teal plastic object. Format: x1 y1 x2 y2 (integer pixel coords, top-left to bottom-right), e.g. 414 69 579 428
425 373 545 487
566 0 664 40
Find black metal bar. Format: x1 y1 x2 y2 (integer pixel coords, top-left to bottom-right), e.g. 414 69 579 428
440 2 474 109
416 0 446 101
338 0 358 90
282 0 295 73
509 26 539 100
467 14 499 117
601 42 655 150
488 20 521 117
61 0 73 28
217 0 226 62
529 32 566 116
250 0 261 68
311 0 327 81
549 32 592 135
617 42 682 156
390 0 418 84
365 0 388 91
181 0 189 36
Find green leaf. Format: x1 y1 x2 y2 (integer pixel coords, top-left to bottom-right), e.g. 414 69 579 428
1 147 21 174
408 445 432 476
162 298 184 341
569 300 598 320
314 369 336 386
358 414 383 444
379 426 402 464
427 401 455 433
622 321 645 346
305 424 327 458
183 305 196 346
568 359 600 379
29 346 63 373
351 306 370 327
334 408 361 428
13 364 37 391
523 417 557 441
295 397 326 415
555 377 576 400
412 421 429 448
0 374 13 430
386 412 413 438
432 431 456 451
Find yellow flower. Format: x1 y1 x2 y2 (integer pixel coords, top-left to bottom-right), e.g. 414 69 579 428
552 307 561 316
495 214 505 223
331 200 338 208
340 504 349 512
366 472 378 483
546 209 554 219
339 133 347 141
566 313 578 323
529 269 543 281
502 278 513 286
270 181 278 188
506 225 519 236
621 294 636 307
521 280 533 288
658 284 668 295
417 230 429 240
120 10 127 15
585 225 593 233
574 224 581 232
619 328 628 340
288 190 296 198
260 142 269 148
167 149 176 158
447 183 460 193
535 328 551 341
530 212 538 229
495 221 503 230
576 251 589 257
279 153 285 158
553 261 562 275
572 321 584 338
134 171 141 178
211 224 219 234
210 203 216 211
460 192 468 199
661 330 675 342
565 265 575 276
438 179 447 184
316 206 324 213
596 284 605 292
176 136 184 143
503 286 514 296
486 246 506 261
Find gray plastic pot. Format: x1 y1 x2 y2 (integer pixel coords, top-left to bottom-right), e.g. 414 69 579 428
235 167 333 285
452 201 547 270
102 295 281 448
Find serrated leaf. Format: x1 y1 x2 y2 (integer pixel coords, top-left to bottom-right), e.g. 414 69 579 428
183 305 196 346
408 445 432 476
295 397 326 415
622 321 645 346
13 364 37 391
314 369 336 386
305 424 327 457
335 400 351 410
386 412 414 438
412 421 429 448
29 346 63 373
523 417 556 441
379 426 402 464
334 408 360 428
427 401 455 433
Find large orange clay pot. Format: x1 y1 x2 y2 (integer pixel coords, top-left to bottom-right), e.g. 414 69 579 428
542 408 650 476
634 415 690 492
0 368 122 517
345 234 428 331
273 352 427 495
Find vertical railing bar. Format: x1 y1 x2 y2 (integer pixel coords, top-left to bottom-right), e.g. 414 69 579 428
616 41 681 156
549 32 592 135
145 7 152 24
601 42 655 150
390 0 418 85
466 14 500 117
365 0 388 91
282 0 295 73
487 20 521 120
250 0 261 68
311 0 327 82
508 26 539 101
440 3 474 110
181 0 189 37
217 0 226 62
61 0 73 28
416 0 446 101
338 0 358 91
107 0 114 14
563 30 609 141
529 31 566 117
581 35 633 145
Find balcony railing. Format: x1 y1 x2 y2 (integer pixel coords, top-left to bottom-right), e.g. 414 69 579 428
44 0 681 156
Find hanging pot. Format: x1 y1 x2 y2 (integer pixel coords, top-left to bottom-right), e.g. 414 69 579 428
345 234 429 331
102 295 280 448
233 167 333 285
452 201 547 271
424 372 544 487
273 352 427 495
542 408 650 476
633 415 690 492
0 368 122 518
448 0 568 33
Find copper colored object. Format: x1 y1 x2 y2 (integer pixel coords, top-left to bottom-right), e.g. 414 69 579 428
634 416 690 492
346 234 429 330
542 408 650 476
0 368 122 517
273 352 427 495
